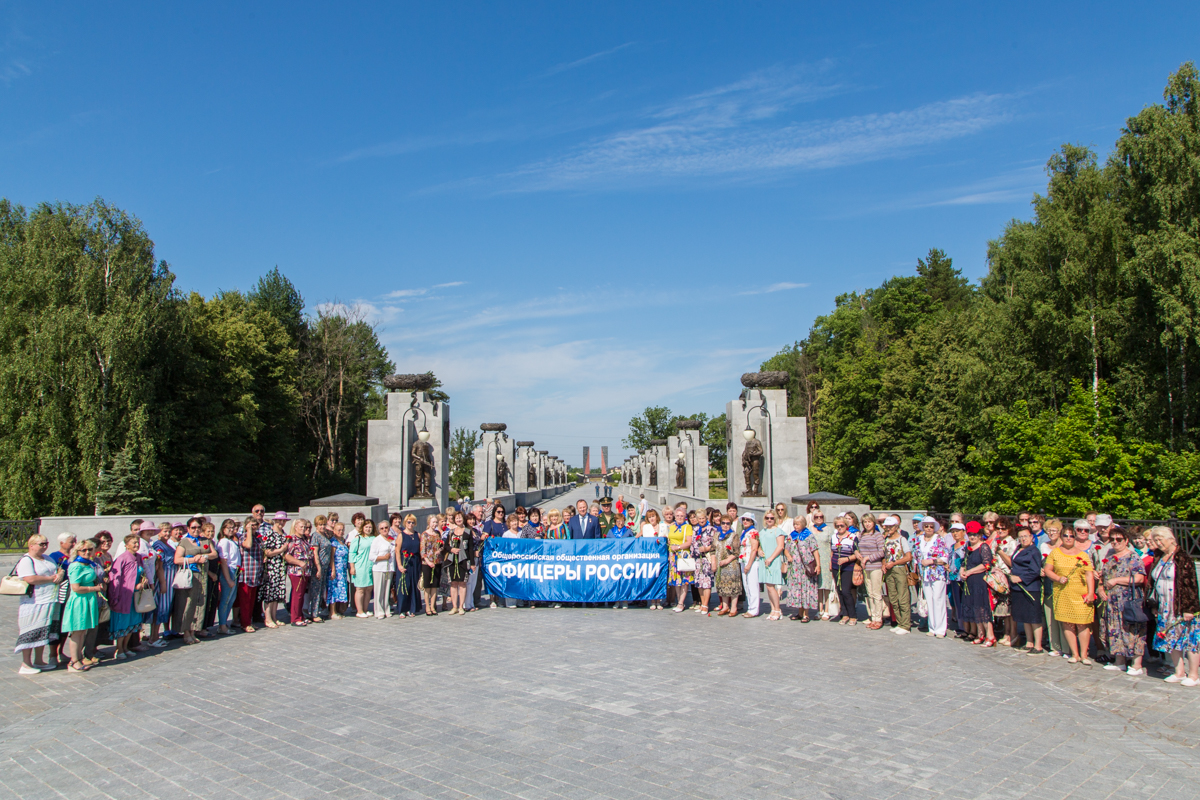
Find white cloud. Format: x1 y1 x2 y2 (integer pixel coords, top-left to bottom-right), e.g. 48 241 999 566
433 281 467 288
495 63 1011 191
540 42 636 78
737 282 809 295
385 288 427 298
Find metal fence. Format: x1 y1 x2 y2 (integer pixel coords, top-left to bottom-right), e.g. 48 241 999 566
0 520 39 551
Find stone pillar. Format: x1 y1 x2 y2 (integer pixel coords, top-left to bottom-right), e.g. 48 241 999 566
726 372 809 509
475 425 514 507
367 374 450 513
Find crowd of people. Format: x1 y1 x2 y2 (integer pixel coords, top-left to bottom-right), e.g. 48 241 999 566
9 493 1199 686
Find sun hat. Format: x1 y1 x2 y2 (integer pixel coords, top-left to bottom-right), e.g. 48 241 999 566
739 511 756 522
273 511 290 521
138 520 158 532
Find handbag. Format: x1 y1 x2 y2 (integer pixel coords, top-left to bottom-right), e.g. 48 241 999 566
985 567 1009 594
135 588 158 613
1 557 32 596
173 568 193 590
851 563 864 587
906 567 921 587
98 596 110 624
675 554 697 573
827 592 840 618
1121 576 1148 623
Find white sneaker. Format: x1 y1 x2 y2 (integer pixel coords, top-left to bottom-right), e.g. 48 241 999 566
1183 677 1200 687
490 601 498 609
1165 674 1185 683
1126 668 1145 676
18 665 41 675
554 604 562 608
893 628 909 635
1103 664 1123 671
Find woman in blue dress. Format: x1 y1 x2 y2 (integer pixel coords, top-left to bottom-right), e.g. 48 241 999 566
326 522 350 619
395 515 422 617
151 525 179 636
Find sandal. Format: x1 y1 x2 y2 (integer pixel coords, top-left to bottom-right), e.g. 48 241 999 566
67 661 89 672
838 618 849 625
800 616 810 623
982 638 996 648
741 612 756 618
847 620 857 627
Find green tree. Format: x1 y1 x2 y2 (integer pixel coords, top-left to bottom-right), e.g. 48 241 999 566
0 199 175 517
623 406 678 451
95 446 153 514
449 427 481 497
703 413 728 475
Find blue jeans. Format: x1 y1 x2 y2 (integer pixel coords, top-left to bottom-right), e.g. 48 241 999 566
218 571 238 627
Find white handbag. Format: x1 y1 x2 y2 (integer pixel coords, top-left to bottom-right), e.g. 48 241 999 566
2 557 33 596
675 555 697 572
827 592 840 618
135 588 158 613
172 568 193 590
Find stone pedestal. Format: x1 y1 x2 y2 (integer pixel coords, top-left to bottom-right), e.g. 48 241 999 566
726 373 808 508
367 390 450 513
474 426 515 509
299 493 390 528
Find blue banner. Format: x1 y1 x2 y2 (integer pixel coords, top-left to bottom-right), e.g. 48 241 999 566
483 537 668 603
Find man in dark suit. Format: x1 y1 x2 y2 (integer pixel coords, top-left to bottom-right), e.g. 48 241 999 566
568 499 598 540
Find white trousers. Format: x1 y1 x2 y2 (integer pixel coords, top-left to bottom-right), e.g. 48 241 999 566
743 561 761 617
923 579 948 636
373 572 393 617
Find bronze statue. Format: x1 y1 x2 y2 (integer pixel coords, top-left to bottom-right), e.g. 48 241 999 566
635 466 642 485
544 465 551 486
742 438 764 496
496 454 511 492
528 461 537 488
675 454 686 489
648 460 657 486
411 439 435 498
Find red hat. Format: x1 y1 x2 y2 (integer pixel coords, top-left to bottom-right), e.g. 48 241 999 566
965 520 984 535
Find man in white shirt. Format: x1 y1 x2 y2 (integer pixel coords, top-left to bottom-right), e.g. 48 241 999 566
638 494 648 520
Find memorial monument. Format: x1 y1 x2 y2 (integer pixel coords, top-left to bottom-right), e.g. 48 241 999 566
726 371 809 510
366 373 450 521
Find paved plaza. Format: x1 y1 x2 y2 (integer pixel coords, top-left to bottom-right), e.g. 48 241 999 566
4 559 1200 800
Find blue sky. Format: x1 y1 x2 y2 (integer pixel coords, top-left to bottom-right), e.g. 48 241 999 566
3 2 1197 466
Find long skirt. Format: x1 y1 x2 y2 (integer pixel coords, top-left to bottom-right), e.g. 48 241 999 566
396 556 421 614
14 603 57 652
109 609 142 638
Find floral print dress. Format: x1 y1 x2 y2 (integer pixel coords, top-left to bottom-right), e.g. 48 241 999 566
257 528 288 604
1099 549 1145 658
713 530 743 598
784 533 819 608
690 525 714 589
326 538 349 604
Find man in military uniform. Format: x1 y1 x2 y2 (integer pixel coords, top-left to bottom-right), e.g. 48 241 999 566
597 496 619 538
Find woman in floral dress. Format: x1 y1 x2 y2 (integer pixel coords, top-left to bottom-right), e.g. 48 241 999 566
257 515 289 628
326 522 350 618
1096 527 1146 675
784 514 819 621
690 515 715 616
666 507 695 612
713 514 742 615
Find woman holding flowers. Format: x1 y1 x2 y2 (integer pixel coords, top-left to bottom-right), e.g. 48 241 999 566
1148 527 1200 685
1043 520 1097 665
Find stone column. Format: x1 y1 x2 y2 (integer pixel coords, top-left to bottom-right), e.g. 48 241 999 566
476 424 512 503
726 372 809 509
367 374 451 513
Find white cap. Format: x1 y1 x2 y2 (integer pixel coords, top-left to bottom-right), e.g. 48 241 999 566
883 515 900 526
740 511 756 522
1073 518 1091 530
1095 513 1113 527
950 522 966 531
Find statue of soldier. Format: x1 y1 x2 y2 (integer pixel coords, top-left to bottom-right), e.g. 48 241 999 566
742 438 764 496
675 454 686 489
648 461 657 486
496 454 511 492
528 462 537 488
411 439 435 497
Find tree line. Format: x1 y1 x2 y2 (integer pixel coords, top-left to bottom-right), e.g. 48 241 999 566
0 199 397 518
761 64 1200 518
